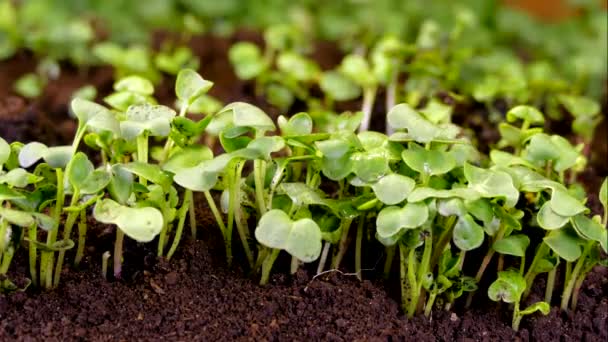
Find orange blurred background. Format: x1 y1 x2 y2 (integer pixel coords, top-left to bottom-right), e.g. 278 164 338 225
504 0 608 21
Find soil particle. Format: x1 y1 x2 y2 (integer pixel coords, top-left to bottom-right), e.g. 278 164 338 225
1 229 606 341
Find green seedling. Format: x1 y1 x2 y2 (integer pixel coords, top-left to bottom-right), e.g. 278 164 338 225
53 152 110 286
104 75 156 112
488 270 550 331
93 199 163 278
161 69 213 162
338 54 377 132
557 94 602 148
155 45 199 75
255 209 322 284
93 42 160 83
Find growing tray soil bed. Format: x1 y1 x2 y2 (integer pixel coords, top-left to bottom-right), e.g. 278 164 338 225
1 233 607 341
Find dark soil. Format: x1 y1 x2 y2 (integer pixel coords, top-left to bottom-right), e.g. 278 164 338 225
1 208 606 341
1 32 607 341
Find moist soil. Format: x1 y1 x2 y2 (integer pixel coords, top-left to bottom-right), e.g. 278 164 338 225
1 203 606 341
0 32 607 341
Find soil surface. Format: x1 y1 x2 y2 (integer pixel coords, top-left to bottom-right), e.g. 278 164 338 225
1 212 607 341
1 32 607 341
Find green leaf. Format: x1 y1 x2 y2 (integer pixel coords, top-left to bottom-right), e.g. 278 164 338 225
506 105 544 125
0 207 34 227
121 103 176 139
352 151 389 182
278 113 313 136
525 133 560 164
421 99 453 125
228 42 266 80
276 52 319 82
122 162 172 189
316 138 355 181
319 71 361 101
108 164 133 204
0 168 41 188
27 238 74 252
176 69 213 103
408 187 479 202
453 214 484 251
255 209 322 262
543 228 583 262
599 177 607 215
247 136 285 159
0 184 24 201
488 270 526 304
550 188 587 217
437 198 466 217
571 215 607 252
279 182 327 207
70 98 120 136
372 174 416 205
211 102 275 134
520 302 550 316
114 75 154 95
79 170 111 195
67 152 94 190
339 54 376 88
18 142 48 168
0 137 10 167
387 104 439 143
402 144 456 176
464 163 519 208
537 202 569 230
493 234 530 257
376 202 429 239
162 145 214 174
173 154 232 192
557 94 600 118
93 199 163 242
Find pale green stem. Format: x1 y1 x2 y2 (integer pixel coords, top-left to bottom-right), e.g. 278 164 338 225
524 242 550 297
42 168 64 289
28 222 38 286
0 246 14 275
331 218 354 269
113 229 125 278
74 210 87 267
316 241 331 275
545 266 557 304
466 223 507 308
512 301 522 331
290 256 299 275
161 104 188 162
385 72 397 135
203 190 231 265
53 189 81 288
424 291 438 317
560 244 590 311
260 248 280 285
189 198 197 239
253 159 267 215
355 216 365 281
358 86 377 132
231 161 254 267
167 190 192 260
383 246 396 280
101 251 110 280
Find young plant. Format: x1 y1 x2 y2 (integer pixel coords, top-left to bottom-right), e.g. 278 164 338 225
255 209 322 284
488 270 550 331
93 199 163 278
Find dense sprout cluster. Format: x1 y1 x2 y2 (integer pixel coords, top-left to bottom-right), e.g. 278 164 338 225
1 70 606 331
